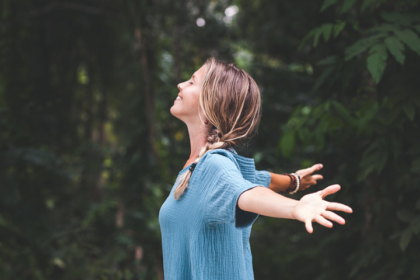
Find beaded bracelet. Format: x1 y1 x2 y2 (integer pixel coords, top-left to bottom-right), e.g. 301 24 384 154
283 173 296 193
282 173 301 194
288 173 301 194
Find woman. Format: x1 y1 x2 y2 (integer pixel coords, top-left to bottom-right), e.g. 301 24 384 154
159 57 352 280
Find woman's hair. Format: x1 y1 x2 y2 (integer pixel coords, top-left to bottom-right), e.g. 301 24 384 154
174 57 262 199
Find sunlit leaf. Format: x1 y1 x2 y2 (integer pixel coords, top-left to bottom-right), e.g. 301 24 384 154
384 36 405 64
394 29 420 56
313 28 322 47
367 44 388 83
345 35 383 61
333 22 346 37
322 24 333 41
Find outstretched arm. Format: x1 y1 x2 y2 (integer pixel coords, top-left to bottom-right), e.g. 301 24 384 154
237 184 352 233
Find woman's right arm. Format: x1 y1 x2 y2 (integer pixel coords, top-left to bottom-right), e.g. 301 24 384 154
238 184 352 233
268 163 324 193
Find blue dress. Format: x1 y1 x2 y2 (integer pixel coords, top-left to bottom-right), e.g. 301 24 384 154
159 148 271 280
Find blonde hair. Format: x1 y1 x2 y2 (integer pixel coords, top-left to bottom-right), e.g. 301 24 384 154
174 57 262 199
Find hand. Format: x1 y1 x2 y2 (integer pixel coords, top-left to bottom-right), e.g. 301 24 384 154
295 163 324 191
291 184 353 233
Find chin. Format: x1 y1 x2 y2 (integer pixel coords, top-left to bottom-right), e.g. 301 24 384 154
170 105 181 119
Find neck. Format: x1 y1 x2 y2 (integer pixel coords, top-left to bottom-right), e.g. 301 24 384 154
186 120 209 161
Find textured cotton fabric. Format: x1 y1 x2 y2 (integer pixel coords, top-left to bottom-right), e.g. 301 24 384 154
159 148 271 280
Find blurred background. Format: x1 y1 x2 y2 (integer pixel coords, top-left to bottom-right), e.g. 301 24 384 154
1 0 420 279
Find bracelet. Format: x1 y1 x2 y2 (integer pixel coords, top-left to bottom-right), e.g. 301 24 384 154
283 173 296 193
288 173 301 194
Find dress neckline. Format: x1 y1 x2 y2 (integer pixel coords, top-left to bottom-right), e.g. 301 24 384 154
177 148 254 175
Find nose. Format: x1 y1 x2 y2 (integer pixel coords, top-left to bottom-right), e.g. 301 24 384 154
177 83 182 91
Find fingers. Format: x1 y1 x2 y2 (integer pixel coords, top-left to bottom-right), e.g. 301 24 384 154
322 211 345 225
298 163 323 177
327 202 353 213
320 184 341 198
312 174 323 182
305 220 313 234
315 216 333 228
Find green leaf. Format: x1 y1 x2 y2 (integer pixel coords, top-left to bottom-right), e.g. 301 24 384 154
411 158 420 173
367 44 388 83
366 24 400 35
341 0 357 13
298 29 317 50
384 36 405 64
415 24 420 33
280 131 295 158
397 209 415 223
313 28 322 47
345 35 383 61
411 216 420 234
375 151 388 173
320 0 337 12
361 0 376 12
333 22 346 37
381 12 418 25
394 29 420 56
403 103 415 120
322 24 333 42
314 66 334 90
317 55 339 66
332 101 353 123
400 228 412 251
253 152 263 163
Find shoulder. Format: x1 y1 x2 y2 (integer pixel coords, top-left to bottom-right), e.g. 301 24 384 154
199 149 240 173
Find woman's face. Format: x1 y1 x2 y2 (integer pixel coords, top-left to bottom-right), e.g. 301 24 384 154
170 65 206 124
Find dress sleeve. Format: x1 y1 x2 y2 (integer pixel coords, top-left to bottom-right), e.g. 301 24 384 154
254 170 271 188
203 154 264 229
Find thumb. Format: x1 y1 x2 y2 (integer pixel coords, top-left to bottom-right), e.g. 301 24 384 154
320 184 341 198
305 220 313 233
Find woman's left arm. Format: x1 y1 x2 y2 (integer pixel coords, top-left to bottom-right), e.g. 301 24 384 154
238 184 353 233
268 163 324 193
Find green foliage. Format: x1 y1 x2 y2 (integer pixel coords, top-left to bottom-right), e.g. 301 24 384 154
1 0 420 279
367 43 388 83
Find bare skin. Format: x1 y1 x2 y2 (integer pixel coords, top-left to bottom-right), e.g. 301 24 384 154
170 65 353 233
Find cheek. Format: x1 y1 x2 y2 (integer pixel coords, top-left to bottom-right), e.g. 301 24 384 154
184 90 200 110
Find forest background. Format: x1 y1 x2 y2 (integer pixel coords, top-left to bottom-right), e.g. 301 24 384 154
1 0 420 279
